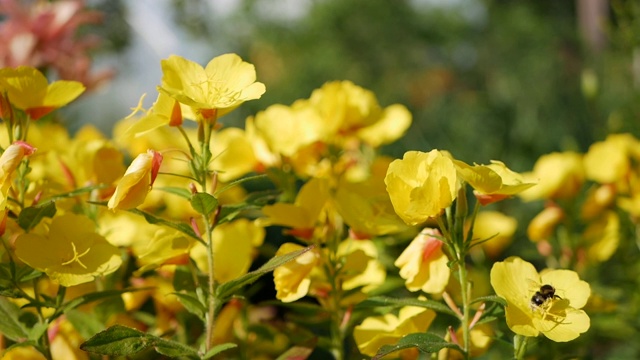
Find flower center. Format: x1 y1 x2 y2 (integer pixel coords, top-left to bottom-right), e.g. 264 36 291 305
61 242 91 269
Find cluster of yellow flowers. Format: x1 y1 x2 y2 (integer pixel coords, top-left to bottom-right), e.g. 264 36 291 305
0 53 610 360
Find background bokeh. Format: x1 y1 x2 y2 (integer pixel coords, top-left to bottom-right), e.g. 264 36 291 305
73 0 640 171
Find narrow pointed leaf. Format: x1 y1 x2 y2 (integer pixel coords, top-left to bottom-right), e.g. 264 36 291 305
190 192 218 216
17 201 56 231
275 338 317 360
358 296 456 317
471 295 507 306
214 174 268 196
153 337 200 358
66 309 105 339
42 184 108 202
171 292 206 320
216 245 315 300
202 343 238 359
0 297 29 341
372 332 461 360
128 208 202 242
156 186 193 199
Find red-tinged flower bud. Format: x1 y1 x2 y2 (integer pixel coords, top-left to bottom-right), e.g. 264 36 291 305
108 150 163 210
169 99 183 126
0 141 36 188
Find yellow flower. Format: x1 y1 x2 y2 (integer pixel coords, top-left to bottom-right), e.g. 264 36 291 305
338 238 386 293
190 219 265 283
490 257 591 342
307 80 412 147
582 210 619 263
395 228 450 294
121 93 192 138
250 102 325 158
0 66 85 120
133 226 194 274
334 176 409 238
14 214 122 287
158 53 265 121
454 160 536 205
470 210 517 258
273 242 320 302
527 205 565 243
385 150 459 225
258 177 330 240
210 127 258 182
583 133 640 184
353 305 436 357
107 149 163 210
519 152 584 201
0 141 36 210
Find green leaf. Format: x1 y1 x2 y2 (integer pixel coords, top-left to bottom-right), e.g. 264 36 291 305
128 208 202 242
15 265 42 282
56 288 151 319
471 295 507 306
216 245 316 301
358 296 457 317
202 343 238 359
156 186 193 199
27 321 49 342
214 174 268 196
275 338 317 360
190 192 219 216
80 325 200 358
66 309 105 339
80 325 154 356
17 201 56 231
0 297 29 341
41 184 108 202
171 292 206 320
372 332 461 360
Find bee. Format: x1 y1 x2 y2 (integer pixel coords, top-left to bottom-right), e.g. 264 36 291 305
530 284 561 309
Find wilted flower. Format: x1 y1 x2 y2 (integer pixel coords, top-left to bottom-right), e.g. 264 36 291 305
490 256 590 342
108 149 163 210
395 228 450 294
158 53 265 121
353 305 436 357
14 213 122 287
385 150 459 225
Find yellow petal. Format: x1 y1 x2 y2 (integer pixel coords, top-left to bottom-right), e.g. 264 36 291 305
490 256 539 311
44 80 85 107
356 104 412 147
539 269 591 309
538 308 590 342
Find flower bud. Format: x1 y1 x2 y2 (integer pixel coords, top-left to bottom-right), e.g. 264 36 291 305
108 150 163 210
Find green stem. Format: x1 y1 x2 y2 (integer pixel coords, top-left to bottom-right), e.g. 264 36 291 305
514 334 529 359
203 212 218 352
457 256 471 358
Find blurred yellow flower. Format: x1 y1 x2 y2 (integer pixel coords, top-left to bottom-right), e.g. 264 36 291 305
454 160 536 205
335 176 409 238
14 214 122 287
385 150 459 225
250 102 325 158
108 149 163 210
527 205 564 243
158 53 265 121
519 152 584 201
338 238 386 293
273 242 320 302
583 133 640 184
490 257 590 342
0 66 85 120
134 226 194 274
470 210 517 258
353 305 436 357
210 127 258 182
258 177 330 240
582 210 619 263
395 228 450 294
191 219 265 283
